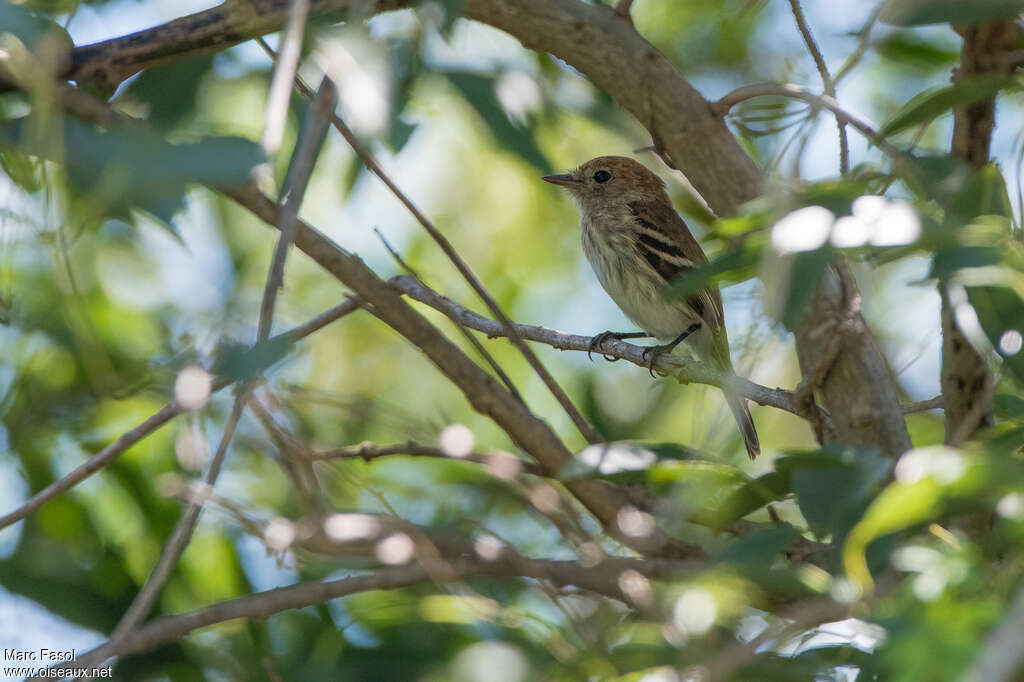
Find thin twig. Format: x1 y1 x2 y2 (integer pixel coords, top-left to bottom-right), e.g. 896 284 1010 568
712 82 899 158
833 5 882 86
110 389 251 641
257 40 603 445
903 396 944 414
249 390 325 510
257 76 336 341
261 0 310 159
787 0 849 174
374 226 523 401
310 439 543 475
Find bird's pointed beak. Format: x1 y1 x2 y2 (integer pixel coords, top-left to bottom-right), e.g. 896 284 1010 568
542 173 579 187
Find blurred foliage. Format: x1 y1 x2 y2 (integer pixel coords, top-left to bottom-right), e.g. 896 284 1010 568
0 0 1023 680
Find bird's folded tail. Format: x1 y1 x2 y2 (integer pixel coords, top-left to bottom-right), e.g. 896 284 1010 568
726 394 760 460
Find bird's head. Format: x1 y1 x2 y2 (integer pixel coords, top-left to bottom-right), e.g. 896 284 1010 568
542 156 669 210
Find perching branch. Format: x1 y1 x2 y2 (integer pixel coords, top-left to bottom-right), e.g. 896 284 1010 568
391 274 828 423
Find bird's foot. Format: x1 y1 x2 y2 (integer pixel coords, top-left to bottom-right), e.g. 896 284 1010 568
640 323 702 378
588 331 648 362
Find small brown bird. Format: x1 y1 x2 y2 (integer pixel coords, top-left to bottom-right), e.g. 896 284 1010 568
543 156 760 459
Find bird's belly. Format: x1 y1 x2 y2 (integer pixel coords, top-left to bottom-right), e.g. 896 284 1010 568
584 237 702 342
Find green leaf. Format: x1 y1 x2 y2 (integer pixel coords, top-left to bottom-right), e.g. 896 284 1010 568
788 448 891 542
873 34 959 70
880 0 1024 25
880 75 1022 137
211 335 295 384
780 247 833 331
698 470 791 529
929 245 1003 280
966 285 1024 381
843 476 944 591
444 71 552 172
386 117 417 153
900 157 1012 220
0 0 70 52
722 523 799 567
0 149 41 192
994 394 1024 419
123 54 215 131
0 117 264 228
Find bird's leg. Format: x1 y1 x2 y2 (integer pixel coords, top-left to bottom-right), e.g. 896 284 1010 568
641 322 702 377
588 330 649 362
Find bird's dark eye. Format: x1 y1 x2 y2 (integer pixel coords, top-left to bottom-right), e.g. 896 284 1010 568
593 170 611 183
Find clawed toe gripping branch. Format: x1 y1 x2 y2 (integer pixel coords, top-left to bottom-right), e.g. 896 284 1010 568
640 323 701 378
588 330 648 362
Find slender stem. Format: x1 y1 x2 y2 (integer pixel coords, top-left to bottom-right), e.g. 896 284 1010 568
310 440 543 475
261 0 310 159
0 403 184 530
787 0 849 174
903 396 944 414
257 77 336 341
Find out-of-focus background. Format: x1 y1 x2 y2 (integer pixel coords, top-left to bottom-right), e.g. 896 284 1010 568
1 0 1023 679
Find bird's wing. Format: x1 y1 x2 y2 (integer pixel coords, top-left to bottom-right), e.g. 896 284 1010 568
626 199 725 330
